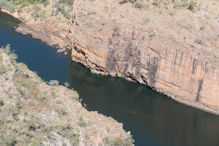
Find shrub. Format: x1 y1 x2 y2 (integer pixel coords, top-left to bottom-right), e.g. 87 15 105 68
188 0 197 10
9 53 18 61
4 134 17 146
9 106 20 117
64 81 70 87
10 0 48 6
52 0 74 19
0 99 4 106
48 80 59 86
27 120 37 131
78 117 87 127
120 0 197 11
31 5 41 20
0 0 15 13
103 136 134 146
58 0 74 6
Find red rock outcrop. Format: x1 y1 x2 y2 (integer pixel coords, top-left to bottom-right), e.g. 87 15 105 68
2 0 218 114
71 0 219 114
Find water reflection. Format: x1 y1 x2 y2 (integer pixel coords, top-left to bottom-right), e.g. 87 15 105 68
67 57 219 146
1 12 219 146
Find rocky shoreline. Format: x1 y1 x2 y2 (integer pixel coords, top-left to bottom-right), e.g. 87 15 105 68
1 0 218 115
0 45 134 145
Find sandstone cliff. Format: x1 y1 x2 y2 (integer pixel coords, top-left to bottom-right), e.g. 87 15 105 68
1 0 218 114
71 0 219 114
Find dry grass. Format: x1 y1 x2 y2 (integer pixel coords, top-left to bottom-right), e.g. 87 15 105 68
0 45 133 146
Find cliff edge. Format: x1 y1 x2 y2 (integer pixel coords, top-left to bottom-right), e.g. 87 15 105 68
71 0 219 114
1 0 218 114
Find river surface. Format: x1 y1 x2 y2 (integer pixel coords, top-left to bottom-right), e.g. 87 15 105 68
1 12 219 146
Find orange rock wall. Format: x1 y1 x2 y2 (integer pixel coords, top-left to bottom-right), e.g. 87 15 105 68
71 0 219 114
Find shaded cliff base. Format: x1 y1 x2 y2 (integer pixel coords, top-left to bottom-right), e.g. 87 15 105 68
162 90 219 116
0 45 134 145
71 53 219 116
70 0 219 116
0 0 218 115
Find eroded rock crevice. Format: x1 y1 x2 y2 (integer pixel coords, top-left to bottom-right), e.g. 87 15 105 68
3 0 218 114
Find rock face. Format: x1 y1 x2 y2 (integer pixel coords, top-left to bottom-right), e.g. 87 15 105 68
71 0 219 114
1 0 218 114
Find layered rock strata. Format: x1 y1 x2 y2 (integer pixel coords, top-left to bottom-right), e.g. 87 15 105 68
1 0 218 114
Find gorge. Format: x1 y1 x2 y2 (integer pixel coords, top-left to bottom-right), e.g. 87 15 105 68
2 0 218 115
0 0 219 145
1 10 219 146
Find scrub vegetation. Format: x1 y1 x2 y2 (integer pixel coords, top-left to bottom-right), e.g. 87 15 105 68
0 0 15 12
0 45 134 145
0 0 75 20
120 0 197 10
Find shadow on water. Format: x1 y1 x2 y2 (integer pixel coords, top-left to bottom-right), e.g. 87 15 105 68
0 12 21 28
67 58 219 146
1 12 219 146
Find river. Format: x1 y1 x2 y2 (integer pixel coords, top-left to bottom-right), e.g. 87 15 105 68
1 12 219 146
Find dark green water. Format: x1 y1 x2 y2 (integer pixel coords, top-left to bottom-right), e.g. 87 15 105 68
1 12 219 146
